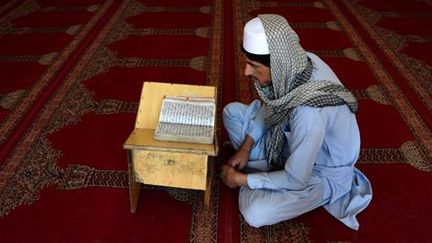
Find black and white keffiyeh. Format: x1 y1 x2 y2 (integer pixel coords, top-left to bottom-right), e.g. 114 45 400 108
254 14 358 169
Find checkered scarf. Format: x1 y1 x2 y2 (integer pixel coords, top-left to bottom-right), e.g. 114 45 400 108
255 14 358 169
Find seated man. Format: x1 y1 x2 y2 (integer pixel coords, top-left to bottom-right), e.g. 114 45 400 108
221 14 372 230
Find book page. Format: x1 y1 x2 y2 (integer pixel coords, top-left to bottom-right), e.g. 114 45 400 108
156 123 213 137
154 96 215 144
158 96 215 126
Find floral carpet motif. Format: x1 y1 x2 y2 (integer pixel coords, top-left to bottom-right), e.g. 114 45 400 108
0 0 222 242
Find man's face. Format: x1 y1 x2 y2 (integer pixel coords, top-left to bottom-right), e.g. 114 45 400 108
244 57 271 87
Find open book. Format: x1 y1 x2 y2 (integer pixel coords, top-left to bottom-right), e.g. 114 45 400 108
153 96 215 144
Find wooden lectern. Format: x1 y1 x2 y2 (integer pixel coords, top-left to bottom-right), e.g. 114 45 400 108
123 82 218 212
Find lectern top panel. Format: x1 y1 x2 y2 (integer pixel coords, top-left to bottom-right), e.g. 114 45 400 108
135 82 216 129
124 128 218 156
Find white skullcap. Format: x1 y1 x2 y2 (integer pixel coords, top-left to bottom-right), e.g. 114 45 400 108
242 17 269 55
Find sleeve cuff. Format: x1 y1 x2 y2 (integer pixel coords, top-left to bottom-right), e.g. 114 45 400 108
247 170 307 190
247 170 290 190
247 173 263 189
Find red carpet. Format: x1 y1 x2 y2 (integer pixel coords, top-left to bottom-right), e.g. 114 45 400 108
1 0 221 242
219 0 432 242
1 0 431 242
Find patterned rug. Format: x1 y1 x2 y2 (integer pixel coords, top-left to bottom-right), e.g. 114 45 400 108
223 0 432 242
0 0 222 242
1 0 431 242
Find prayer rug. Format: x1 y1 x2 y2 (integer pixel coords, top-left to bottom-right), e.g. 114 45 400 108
219 0 432 242
0 0 222 242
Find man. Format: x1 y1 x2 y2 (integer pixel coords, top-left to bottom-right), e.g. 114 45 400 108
221 14 372 230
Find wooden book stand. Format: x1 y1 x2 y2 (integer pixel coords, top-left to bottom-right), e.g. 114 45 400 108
123 82 218 212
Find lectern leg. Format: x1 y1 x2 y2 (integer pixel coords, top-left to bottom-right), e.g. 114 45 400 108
204 157 214 209
128 150 140 213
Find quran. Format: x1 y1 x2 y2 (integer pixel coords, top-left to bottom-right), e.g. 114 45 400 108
153 96 216 144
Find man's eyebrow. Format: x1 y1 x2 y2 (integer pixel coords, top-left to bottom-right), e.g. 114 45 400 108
246 60 259 67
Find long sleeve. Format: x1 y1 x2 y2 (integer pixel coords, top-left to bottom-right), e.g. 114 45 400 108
247 107 326 190
246 100 267 143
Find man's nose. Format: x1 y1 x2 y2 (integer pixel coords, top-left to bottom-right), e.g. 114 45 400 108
244 64 253 76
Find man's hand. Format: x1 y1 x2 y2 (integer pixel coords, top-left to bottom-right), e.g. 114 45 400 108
228 149 249 170
220 165 247 188
228 135 255 170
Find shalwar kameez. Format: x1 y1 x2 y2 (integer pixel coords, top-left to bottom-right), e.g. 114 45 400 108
223 14 372 230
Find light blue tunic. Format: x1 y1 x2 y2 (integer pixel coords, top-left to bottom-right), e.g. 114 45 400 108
223 53 372 230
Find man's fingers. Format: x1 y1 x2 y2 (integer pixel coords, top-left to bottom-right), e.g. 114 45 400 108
238 163 245 170
227 161 235 169
229 160 236 166
232 162 239 170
